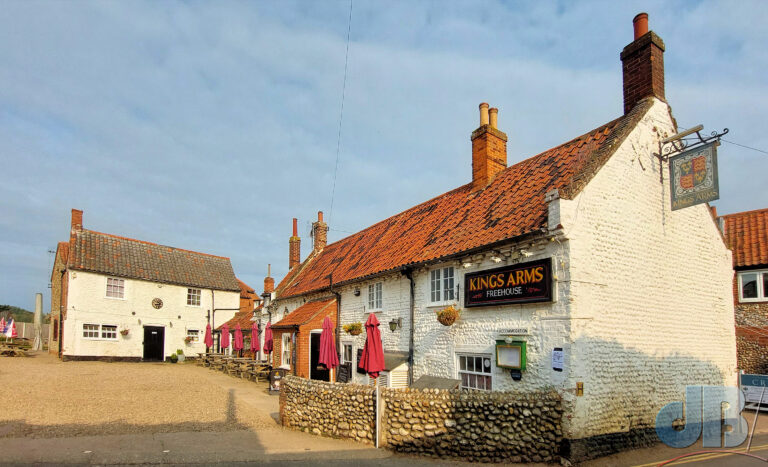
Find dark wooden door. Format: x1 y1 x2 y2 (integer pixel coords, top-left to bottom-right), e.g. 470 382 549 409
143 326 164 361
310 333 329 381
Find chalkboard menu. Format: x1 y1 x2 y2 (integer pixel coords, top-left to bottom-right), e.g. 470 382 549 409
337 362 352 383
357 348 366 374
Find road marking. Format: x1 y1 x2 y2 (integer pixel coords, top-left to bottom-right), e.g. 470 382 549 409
632 442 768 467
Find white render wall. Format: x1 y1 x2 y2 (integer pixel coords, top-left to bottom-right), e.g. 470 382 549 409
560 99 737 440
63 270 239 359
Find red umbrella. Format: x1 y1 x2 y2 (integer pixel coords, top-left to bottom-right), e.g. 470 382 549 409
220 323 230 349
233 324 244 352
318 316 339 370
204 323 213 348
358 313 385 379
250 321 260 352
263 322 273 354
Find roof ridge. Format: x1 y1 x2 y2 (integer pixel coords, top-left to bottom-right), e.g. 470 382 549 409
81 229 231 260
721 207 768 218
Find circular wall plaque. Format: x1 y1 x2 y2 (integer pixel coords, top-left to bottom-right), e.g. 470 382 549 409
152 298 163 309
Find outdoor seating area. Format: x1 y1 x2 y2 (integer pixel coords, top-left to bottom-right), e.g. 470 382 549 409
198 352 272 383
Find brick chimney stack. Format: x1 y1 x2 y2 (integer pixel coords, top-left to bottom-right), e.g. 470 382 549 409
312 211 328 252
289 218 301 270
471 103 508 192
263 264 274 295
71 209 83 232
621 13 665 114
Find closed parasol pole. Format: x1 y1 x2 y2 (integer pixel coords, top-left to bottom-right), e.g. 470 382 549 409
33 293 43 351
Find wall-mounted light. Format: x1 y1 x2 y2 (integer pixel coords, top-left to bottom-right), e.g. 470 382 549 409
354 287 361 296
389 318 402 332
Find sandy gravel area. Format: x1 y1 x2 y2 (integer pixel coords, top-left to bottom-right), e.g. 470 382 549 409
0 353 275 438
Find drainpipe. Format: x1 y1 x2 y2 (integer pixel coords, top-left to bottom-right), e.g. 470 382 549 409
211 290 240 353
58 268 66 358
403 268 415 386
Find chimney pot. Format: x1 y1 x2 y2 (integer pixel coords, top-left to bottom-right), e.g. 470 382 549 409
292 218 298 237
471 103 508 191
289 218 301 269
479 103 489 126
489 108 498 129
312 210 329 252
633 13 649 40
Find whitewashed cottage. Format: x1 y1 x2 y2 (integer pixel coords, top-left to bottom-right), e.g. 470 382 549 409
49 209 240 361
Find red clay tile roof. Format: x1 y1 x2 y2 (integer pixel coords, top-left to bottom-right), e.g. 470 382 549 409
68 229 240 291
271 298 336 329
723 208 768 268
237 278 256 298
217 307 259 331
277 100 654 299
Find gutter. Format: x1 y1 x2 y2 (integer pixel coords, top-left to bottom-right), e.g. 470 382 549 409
403 267 415 386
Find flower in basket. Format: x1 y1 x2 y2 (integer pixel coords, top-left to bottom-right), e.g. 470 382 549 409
184 336 193 344
120 329 129 336
436 305 460 326
343 322 363 336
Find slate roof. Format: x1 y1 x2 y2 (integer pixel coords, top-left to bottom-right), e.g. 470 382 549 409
276 99 654 299
271 298 336 329
723 208 768 268
68 229 240 291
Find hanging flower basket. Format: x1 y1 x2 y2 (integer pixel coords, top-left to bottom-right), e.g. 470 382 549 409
184 336 193 344
436 305 460 326
343 322 363 336
120 329 129 336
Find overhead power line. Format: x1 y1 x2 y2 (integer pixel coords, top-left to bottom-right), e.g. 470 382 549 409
328 0 353 226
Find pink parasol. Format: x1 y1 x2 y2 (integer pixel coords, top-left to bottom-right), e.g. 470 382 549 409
5 319 17 339
250 321 260 352
358 313 385 379
0 317 6 334
318 316 339 370
204 323 213 348
233 324 244 352
263 322 273 354
220 323 230 349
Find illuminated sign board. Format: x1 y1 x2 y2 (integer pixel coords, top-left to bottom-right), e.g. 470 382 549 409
464 258 552 307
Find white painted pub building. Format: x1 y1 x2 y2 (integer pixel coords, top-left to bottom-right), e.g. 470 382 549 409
266 15 736 458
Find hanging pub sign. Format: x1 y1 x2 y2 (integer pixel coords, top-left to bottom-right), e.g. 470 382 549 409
669 141 720 211
464 258 552 307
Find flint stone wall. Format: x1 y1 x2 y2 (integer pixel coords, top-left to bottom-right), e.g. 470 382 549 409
280 376 376 444
280 376 563 462
383 387 562 463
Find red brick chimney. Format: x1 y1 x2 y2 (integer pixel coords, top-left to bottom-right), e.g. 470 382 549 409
621 13 665 114
471 103 507 192
263 264 274 295
312 211 328 252
289 218 301 270
71 209 83 232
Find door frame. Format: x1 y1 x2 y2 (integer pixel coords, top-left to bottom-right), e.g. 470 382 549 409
309 329 332 381
143 325 166 361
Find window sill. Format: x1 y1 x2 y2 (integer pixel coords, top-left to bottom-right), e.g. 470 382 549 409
739 299 768 304
426 301 459 309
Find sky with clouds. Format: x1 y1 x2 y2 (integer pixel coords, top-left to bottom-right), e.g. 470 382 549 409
1 1 767 312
